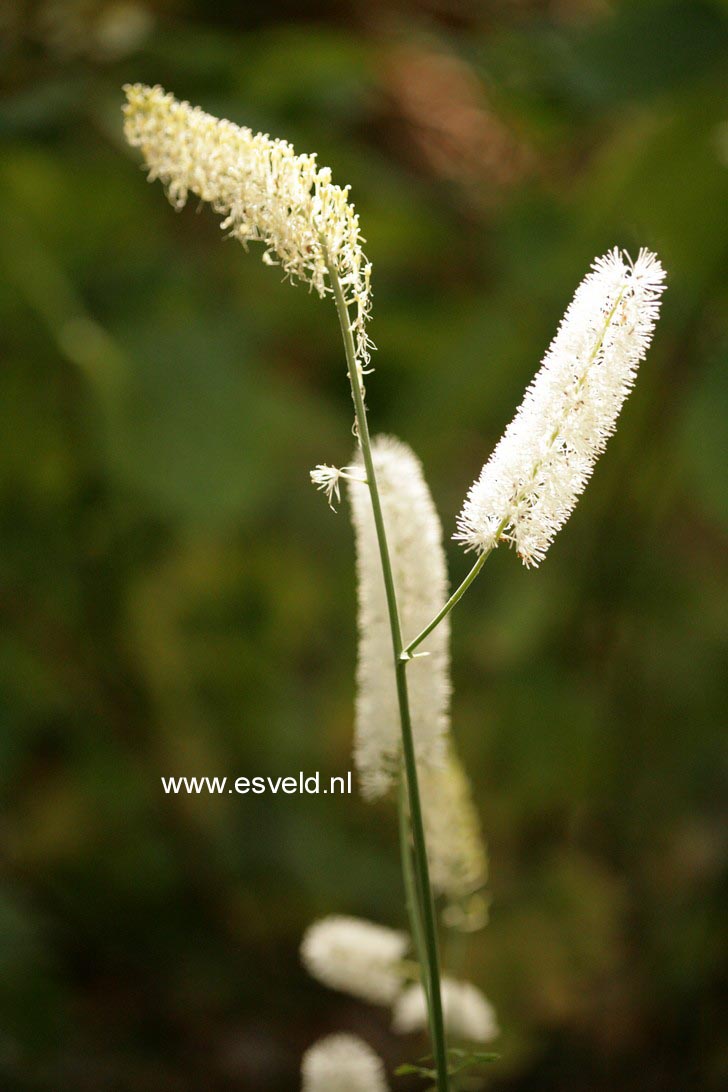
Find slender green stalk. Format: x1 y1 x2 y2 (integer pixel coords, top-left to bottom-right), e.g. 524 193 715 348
402 546 491 659
326 256 450 1092
402 513 509 658
398 775 431 1008
392 657 448 1057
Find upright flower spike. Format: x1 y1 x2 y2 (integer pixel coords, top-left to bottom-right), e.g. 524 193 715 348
301 1034 389 1092
300 915 409 1005
122 84 373 383
348 436 451 799
455 249 666 567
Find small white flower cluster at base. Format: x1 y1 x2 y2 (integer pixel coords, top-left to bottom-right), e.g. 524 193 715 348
300 915 409 1006
393 977 499 1044
301 1033 389 1091
299 914 499 1086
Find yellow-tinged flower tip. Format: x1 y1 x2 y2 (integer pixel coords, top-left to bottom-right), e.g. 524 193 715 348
122 83 373 376
456 248 666 567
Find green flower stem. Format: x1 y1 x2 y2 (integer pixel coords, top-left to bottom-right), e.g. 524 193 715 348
401 524 505 660
326 257 450 1092
398 775 431 1008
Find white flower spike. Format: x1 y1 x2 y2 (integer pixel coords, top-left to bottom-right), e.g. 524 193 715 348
122 83 373 383
455 249 666 567
300 915 409 1005
301 1034 389 1091
348 436 451 799
393 977 499 1043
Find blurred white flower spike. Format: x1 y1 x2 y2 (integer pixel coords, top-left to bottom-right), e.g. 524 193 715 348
300 915 409 1005
301 1034 389 1092
421 747 488 906
348 436 451 799
122 83 373 385
456 249 666 567
393 977 499 1044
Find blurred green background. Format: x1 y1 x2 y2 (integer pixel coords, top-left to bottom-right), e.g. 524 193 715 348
1 1 726 1089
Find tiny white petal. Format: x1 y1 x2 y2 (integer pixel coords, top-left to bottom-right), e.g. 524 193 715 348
455 248 666 566
348 436 451 799
311 464 366 510
300 916 408 1005
310 465 344 509
392 977 499 1043
302 1033 389 1091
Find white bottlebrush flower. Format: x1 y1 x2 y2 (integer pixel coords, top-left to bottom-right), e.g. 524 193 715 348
301 1034 389 1091
300 915 409 1005
392 977 499 1043
348 436 451 799
420 746 487 905
122 83 373 381
455 248 666 567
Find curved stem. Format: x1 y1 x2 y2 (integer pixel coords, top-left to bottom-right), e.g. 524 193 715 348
401 516 508 658
327 258 450 1092
402 550 489 659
